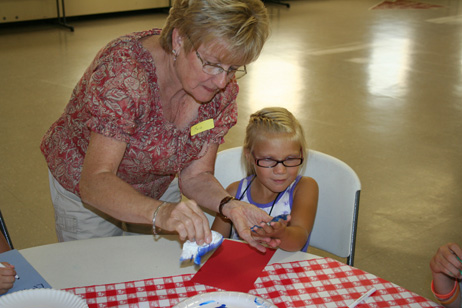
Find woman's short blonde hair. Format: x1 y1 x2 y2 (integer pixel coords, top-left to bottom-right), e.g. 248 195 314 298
243 107 308 176
160 0 269 65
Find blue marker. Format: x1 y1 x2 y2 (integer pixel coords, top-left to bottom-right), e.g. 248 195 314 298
251 214 289 232
456 254 462 275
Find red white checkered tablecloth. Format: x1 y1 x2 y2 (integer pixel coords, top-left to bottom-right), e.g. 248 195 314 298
64 257 442 308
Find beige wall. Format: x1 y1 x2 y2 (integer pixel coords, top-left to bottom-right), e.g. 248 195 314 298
0 0 170 23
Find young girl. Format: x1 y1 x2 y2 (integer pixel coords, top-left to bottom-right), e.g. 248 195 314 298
212 107 318 252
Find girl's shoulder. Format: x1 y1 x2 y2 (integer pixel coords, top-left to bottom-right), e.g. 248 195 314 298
226 181 241 197
292 176 319 205
295 176 319 191
227 175 253 199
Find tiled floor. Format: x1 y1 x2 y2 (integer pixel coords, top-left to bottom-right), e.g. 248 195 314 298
1 0 461 301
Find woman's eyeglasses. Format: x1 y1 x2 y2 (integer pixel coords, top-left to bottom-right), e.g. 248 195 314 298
194 50 247 79
186 35 246 79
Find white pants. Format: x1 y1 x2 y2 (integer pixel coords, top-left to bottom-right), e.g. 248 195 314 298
48 171 181 242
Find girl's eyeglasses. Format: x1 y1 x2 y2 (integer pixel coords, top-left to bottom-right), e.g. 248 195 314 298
252 153 304 168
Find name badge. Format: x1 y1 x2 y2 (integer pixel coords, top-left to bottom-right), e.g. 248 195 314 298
191 119 215 136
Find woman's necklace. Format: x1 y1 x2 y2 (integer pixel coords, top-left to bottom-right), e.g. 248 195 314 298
238 176 281 216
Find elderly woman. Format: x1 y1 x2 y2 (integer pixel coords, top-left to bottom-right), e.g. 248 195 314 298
40 0 272 251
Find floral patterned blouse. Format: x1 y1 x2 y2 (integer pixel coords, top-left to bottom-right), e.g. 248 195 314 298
40 29 238 199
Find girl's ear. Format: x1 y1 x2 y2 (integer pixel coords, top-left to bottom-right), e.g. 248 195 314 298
243 148 254 175
243 148 251 162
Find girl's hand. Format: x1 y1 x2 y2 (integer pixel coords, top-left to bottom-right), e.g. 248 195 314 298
430 243 462 279
154 200 212 246
250 215 291 248
0 262 16 295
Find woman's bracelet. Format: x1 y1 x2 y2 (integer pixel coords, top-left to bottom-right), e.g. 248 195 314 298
152 201 168 235
218 196 236 219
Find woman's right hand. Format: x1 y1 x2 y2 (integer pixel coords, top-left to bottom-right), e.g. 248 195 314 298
154 200 212 246
0 262 15 295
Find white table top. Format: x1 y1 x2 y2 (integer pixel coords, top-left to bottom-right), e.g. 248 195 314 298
20 235 318 289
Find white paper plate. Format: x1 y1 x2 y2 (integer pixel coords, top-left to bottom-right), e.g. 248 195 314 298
173 291 277 308
0 289 88 308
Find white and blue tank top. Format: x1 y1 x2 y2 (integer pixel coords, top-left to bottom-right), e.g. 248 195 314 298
230 175 310 251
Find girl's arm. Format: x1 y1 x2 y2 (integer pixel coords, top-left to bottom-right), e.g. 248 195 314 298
277 176 318 251
252 176 318 252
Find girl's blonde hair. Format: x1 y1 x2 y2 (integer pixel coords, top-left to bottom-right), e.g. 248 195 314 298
159 0 269 65
243 107 307 176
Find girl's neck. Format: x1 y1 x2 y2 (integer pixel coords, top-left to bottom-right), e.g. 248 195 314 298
249 176 280 204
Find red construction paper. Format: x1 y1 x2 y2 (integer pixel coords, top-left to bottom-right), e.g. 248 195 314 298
189 239 276 292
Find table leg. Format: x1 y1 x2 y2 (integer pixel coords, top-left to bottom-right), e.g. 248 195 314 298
56 0 74 32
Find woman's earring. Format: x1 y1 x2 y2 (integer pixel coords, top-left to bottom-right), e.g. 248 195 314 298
172 49 178 61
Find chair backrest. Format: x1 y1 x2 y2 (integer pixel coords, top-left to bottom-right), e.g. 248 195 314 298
213 146 361 266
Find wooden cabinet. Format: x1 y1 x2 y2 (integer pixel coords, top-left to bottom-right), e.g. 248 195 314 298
0 0 170 23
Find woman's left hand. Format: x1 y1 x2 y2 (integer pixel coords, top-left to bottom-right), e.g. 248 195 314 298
222 200 275 252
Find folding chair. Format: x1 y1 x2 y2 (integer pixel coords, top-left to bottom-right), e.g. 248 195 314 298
213 146 361 266
0 209 14 249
